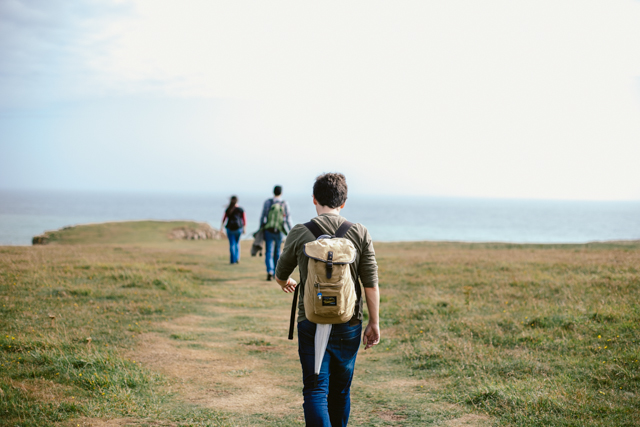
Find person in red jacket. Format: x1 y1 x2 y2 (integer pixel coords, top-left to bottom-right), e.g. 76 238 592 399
220 195 246 264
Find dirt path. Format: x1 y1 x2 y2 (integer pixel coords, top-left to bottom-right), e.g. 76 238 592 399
133 312 301 415
77 258 491 426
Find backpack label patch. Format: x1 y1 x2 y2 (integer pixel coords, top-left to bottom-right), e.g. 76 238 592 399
322 296 337 306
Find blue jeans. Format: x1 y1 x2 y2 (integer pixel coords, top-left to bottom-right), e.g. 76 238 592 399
226 228 242 264
264 230 283 274
298 319 362 427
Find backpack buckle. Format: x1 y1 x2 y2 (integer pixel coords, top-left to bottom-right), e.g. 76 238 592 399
326 251 333 279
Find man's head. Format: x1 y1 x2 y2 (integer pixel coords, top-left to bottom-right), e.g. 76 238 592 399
273 185 282 196
313 173 348 208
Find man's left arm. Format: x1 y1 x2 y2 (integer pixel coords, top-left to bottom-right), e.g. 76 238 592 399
363 286 380 350
259 199 269 229
357 225 380 350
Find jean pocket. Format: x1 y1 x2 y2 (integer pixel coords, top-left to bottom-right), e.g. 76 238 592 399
334 324 361 354
333 323 362 340
337 333 361 359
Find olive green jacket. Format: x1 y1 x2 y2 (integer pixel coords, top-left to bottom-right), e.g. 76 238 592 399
275 213 378 322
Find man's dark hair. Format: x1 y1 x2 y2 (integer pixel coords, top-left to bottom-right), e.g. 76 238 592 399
313 173 348 208
273 185 282 196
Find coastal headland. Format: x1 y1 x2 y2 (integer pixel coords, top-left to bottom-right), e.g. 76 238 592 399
1 221 639 426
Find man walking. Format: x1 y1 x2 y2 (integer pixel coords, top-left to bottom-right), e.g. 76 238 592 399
275 173 380 426
259 185 293 281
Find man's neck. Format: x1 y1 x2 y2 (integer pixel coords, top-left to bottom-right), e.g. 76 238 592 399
316 206 341 216
273 195 282 200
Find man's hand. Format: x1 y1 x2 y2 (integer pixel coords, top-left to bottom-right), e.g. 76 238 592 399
276 276 297 293
363 323 380 350
362 286 380 350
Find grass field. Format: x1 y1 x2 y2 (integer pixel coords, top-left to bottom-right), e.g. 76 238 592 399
1 221 639 426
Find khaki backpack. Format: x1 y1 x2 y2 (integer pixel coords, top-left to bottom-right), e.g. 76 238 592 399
288 220 358 338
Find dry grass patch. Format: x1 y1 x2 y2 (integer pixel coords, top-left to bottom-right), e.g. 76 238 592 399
7 378 77 403
376 409 407 422
444 413 491 426
64 418 178 427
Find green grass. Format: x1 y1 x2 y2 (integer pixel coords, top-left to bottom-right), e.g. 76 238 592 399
0 225 234 426
376 240 640 426
1 222 639 426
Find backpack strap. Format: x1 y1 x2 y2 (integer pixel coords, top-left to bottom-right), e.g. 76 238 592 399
270 198 284 210
334 220 354 238
303 221 323 239
288 285 299 340
304 220 353 239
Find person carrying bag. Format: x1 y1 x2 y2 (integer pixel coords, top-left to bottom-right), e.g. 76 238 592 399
274 173 380 427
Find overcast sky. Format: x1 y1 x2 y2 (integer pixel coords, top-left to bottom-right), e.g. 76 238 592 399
1 0 640 200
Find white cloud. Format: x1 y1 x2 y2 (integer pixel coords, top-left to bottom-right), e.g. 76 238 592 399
0 0 132 108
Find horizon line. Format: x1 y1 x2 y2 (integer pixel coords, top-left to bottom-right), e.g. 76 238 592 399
1 186 639 203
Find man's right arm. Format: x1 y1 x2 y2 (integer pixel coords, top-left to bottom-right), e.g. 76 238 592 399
259 199 270 229
274 224 304 288
276 275 297 293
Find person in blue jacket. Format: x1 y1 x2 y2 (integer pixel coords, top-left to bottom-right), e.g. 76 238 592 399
259 185 292 280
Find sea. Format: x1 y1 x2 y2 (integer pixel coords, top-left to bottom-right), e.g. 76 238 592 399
1 189 640 246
